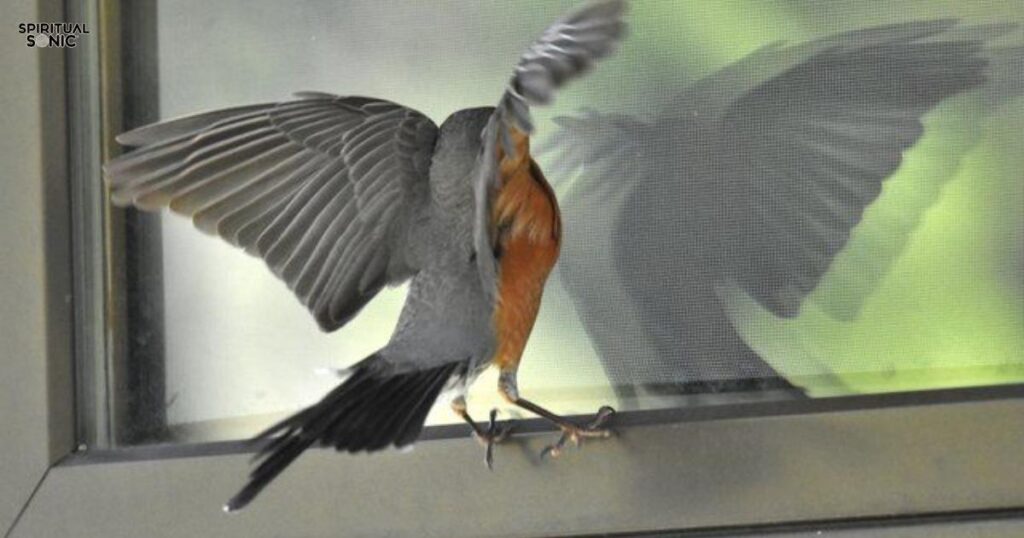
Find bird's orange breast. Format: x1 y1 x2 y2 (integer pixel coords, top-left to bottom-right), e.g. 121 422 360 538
491 129 561 372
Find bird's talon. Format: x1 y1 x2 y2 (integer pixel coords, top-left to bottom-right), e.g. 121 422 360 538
539 406 616 459
493 423 513 444
474 408 514 470
485 443 495 471
588 406 616 429
540 440 565 460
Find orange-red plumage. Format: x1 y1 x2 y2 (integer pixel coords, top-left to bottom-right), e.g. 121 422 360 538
491 129 561 374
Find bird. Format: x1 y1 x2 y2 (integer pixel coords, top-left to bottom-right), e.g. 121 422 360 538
542 20 1024 401
102 0 628 512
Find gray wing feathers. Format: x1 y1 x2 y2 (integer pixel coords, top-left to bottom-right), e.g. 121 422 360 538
500 0 628 134
474 0 629 299
114 103 273 147
104 94 439 331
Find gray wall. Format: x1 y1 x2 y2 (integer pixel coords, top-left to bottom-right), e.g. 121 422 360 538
0 0 73 531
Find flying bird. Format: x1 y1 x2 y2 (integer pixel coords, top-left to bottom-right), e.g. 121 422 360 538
543 20 1024 399
103 0 628 512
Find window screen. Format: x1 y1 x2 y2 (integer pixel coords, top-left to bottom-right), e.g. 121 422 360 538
104 0 1024 446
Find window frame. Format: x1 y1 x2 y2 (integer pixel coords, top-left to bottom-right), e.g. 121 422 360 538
4 0 1024 535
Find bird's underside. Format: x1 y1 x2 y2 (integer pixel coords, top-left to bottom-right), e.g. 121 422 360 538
103 0 629 512
453 126 615 467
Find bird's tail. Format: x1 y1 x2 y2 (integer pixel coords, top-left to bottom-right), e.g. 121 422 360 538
224 355 460 512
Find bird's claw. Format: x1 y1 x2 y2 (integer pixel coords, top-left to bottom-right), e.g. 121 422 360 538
473 408 514 470
540 405 615 460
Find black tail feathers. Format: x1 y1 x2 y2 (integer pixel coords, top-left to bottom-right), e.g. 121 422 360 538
224 356 460 512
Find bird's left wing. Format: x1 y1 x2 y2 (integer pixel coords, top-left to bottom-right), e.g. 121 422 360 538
104 94 439 331
472 0 629 299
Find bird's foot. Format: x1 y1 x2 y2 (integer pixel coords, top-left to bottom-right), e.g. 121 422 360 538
472 409 514 470
540 405 615 459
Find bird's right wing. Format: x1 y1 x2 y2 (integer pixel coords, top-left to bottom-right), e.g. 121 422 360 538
104 94 439 331
472 0 629 299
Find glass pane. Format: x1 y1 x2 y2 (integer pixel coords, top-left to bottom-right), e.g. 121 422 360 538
108 0 1024 445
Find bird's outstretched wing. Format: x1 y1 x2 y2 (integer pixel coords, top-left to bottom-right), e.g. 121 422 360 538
104 94 439 331
472 0 628 298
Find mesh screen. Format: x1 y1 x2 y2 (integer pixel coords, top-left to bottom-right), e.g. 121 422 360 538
135 0 1024 441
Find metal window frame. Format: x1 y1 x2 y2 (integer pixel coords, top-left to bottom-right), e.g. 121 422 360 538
3 0 1024 536
73 0 167 450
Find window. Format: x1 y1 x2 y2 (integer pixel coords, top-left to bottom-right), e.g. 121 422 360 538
86 0 1024 448
5 0 1023 536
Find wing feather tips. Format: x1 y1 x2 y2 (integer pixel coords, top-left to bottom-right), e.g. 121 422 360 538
114 103 274 147
225 358 462 512
105 95 439 336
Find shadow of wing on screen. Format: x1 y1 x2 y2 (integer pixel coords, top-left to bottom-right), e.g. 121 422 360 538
541 21 1023 398
807 31 1024 320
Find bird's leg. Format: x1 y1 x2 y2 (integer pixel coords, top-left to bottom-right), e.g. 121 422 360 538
451 396 513 470
498 369 615 459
